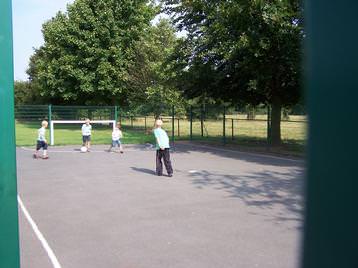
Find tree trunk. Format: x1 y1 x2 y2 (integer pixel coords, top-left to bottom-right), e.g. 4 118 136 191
271 97 282 146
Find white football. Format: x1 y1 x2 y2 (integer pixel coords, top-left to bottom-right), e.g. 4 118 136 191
80 146 88 153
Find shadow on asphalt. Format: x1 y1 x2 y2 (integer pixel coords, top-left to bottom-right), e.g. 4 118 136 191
188 168 304 227
172 142 305 168
131 167 156 175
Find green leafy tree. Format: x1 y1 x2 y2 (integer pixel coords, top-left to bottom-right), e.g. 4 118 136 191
14 81 30 105
163 0 303 145
126 18 187 116
29 0 155 105
14 79 46 105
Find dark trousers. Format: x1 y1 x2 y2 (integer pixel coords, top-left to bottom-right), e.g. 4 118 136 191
156 149 173 175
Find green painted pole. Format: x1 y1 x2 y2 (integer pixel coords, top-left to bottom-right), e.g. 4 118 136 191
223 106 226 145
190 106 193 140
171 105 175 144
200 106 204 137
0 0 21 267
114 106 118 123
144 116 147 133
231 119 234 140
267 105 271 145
48 104 52 144
303 1 358 268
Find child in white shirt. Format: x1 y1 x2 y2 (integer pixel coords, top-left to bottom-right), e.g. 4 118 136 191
81 118 92 151
108 123 123 153
33 120 49 159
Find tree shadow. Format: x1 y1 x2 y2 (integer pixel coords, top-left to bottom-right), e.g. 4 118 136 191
189 168 304 227
172 142 305 168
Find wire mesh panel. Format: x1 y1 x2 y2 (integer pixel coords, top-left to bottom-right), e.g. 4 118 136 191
52 106 115 120
281 116 307 144
14 104 307 152
119 104 174 136
15 105 48 122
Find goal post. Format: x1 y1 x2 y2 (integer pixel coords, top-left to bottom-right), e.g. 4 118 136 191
50 120 116 145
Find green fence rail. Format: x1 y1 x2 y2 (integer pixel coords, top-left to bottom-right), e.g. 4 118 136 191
15 104 307 152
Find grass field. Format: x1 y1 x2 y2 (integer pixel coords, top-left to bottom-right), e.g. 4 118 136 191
16 122 153 146
120 116 306 143
17 116 306 155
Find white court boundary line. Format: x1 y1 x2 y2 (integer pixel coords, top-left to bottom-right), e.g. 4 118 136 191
20 147 107 153
177 143 304 163
20 143 303 163
18 195 62 268
20 145 155 153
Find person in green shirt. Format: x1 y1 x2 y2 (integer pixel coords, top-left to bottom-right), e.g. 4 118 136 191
153 119 173 177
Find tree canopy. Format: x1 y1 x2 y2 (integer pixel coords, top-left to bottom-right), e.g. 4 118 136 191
26 0 304 144
162 0 304 144
126 18 186 116
28 0 156 105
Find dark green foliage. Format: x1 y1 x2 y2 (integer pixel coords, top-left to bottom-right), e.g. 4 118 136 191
163 0 303 144
126 18 187 116
28 0 155 105
14 80 46 105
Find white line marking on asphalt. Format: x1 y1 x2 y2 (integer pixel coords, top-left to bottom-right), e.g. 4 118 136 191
20 146 154 153
18 195 62 268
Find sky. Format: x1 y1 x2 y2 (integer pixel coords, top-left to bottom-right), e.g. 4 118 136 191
12 0 74 81
11 0 175 81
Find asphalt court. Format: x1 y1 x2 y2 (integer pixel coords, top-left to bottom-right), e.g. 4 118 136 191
17 143 305 268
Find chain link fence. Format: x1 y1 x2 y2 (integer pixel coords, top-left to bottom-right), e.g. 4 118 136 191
15 104 307 151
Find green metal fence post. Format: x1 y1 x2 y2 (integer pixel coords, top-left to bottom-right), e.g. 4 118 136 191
114 105 118 123
144 116 147 133
223 106 226 145
171 105 175 145
267 105 272 145
190 106 193 140
0 0 21 266
48 104 52 145
231 118 234 140
201 105 204 137
177 118 180 137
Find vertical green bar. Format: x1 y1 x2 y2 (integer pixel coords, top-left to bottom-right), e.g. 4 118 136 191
200 106 204 137
144 116 147 133
0 0 21 267
190 106 193 140
171 105 175 144
303 1 358 268
222 106 226 145
48 104 52 143
114 106 118 123
231 119 234 140
267 105 271 145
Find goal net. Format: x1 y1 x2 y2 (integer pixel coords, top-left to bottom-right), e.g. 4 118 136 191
49 120 116 145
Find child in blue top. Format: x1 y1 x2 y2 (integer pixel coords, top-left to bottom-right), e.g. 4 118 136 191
153 119 173 177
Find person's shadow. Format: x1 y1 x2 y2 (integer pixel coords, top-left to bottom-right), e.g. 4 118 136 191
131 167 156 175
